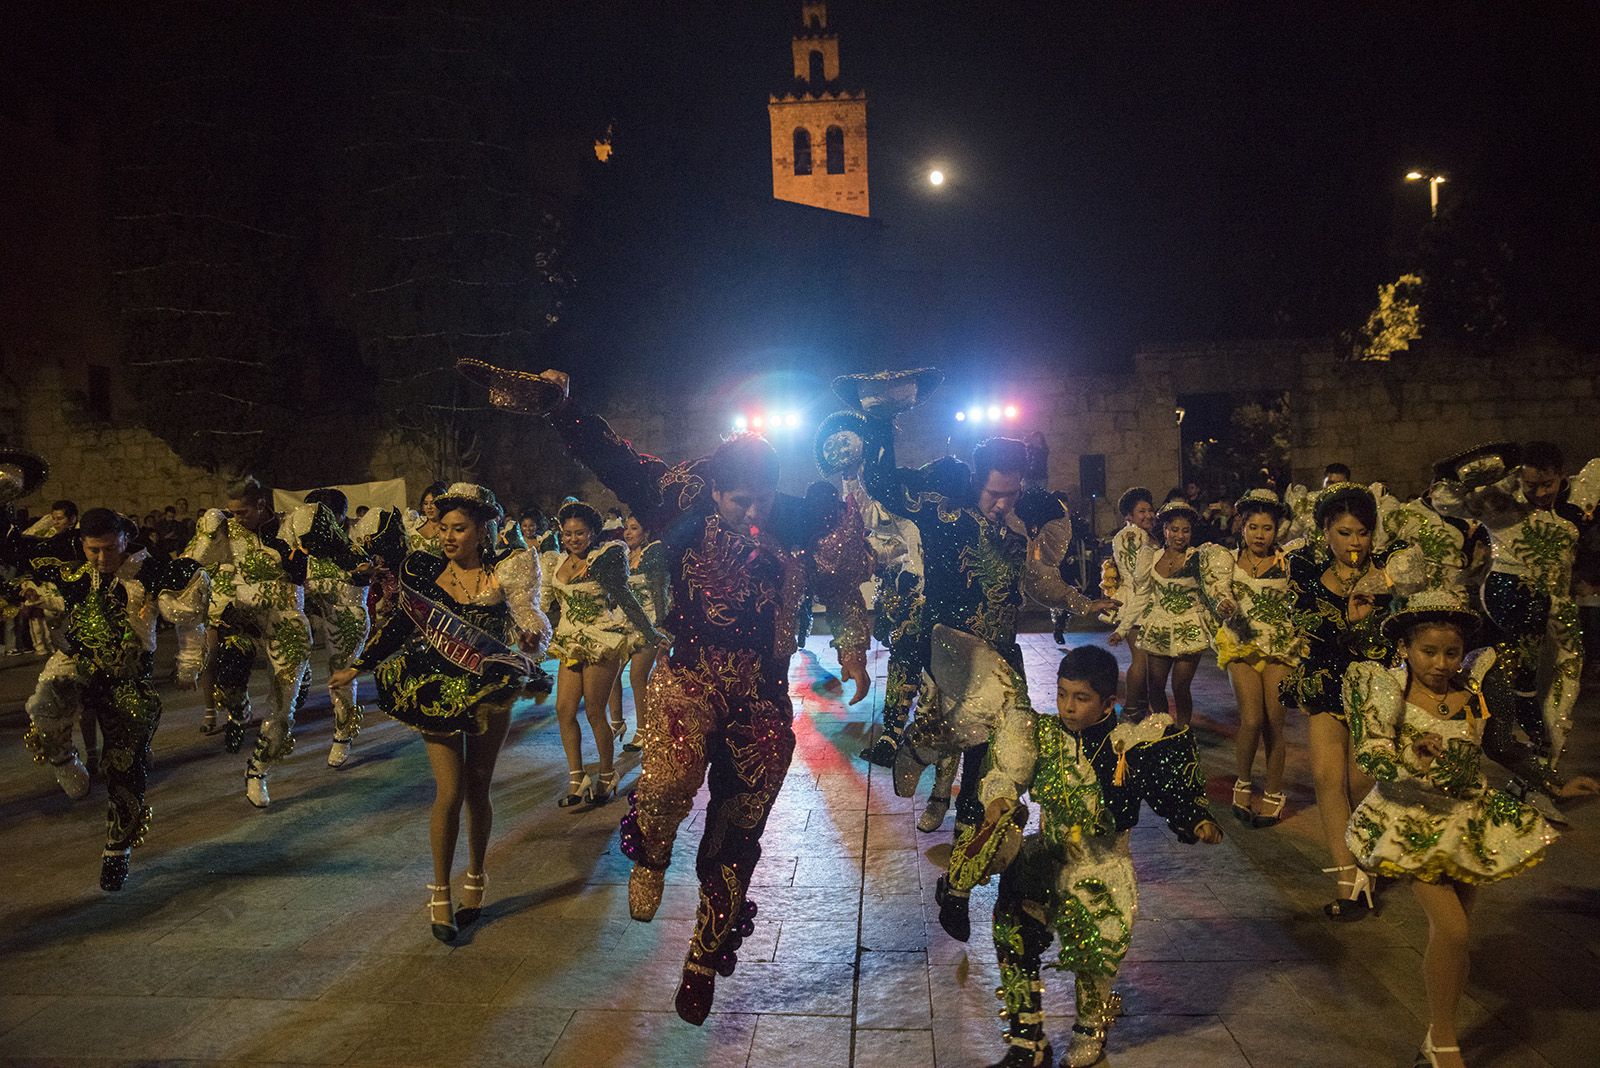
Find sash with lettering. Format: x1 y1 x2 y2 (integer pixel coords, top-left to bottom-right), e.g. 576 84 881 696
399 578 538 677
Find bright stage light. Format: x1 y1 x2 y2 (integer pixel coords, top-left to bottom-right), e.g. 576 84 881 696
751 415 765 429
1004 404 1018 420
967 406 983 423
733 415 748 431
954 410 966 421
785 411 801 428
987 405 1001 421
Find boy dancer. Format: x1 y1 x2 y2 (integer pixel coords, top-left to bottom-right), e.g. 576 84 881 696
940 644 1222 1067
2 508 209 890
859 412 1106 833
186 478 366 806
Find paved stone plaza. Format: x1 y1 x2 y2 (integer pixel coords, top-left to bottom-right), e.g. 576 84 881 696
0 629 1596 1067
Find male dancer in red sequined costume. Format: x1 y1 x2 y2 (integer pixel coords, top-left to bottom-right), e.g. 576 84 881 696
487 368 873 1024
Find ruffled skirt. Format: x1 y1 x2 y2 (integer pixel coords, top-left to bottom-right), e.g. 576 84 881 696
372 641 528 736
1347 778 1557 885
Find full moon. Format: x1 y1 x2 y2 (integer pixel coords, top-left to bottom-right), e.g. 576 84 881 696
928 169 945 186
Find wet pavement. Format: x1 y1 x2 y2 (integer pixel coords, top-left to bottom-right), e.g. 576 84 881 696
0 629 1596 1066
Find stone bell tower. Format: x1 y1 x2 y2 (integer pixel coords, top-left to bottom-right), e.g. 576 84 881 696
768 1 869 217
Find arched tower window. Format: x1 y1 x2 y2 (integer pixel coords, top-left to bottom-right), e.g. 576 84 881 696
793 128 813 175
809 50 825 84
825 125 845 174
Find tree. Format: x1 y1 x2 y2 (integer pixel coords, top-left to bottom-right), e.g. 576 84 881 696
1352 273 1424 361
1186 392 1291 498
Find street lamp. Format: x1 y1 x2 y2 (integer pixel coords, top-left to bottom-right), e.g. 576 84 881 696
1405 170 1446 218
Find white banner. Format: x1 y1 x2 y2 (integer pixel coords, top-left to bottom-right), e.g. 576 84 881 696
274 478 409 516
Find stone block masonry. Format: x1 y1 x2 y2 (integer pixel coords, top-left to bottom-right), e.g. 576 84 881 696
581 340 1597 530
11 363 442 521
12 340 1597 526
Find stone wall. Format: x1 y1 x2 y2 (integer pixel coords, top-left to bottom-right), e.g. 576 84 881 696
10 362 450 521
12 340 1599 528
11 362 234 519
1133 339 1599 500
573 339 1599 535
1293 344 1599 497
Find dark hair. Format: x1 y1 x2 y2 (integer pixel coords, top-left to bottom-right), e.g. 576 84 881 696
79 507 133 539
557 500 604 536
708 433 780 491
436 499 498 527
1521 440 1564 474
1163 487 1188 504
305 488 348 520
920 455 972 500
1324 462 1351 479
1400 617 1473 645
519 509 547 532
971 436 1029 483
419 481 448 509
1057 645 1120 702
805 480 840 505
1117 487 1152 517
225 476 270 506
163 506 176 516
1316 486 1377 530
1236 499 1283 524
1157 504 1200 530
51 499 79 518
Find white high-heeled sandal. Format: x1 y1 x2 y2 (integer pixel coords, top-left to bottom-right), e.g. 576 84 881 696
558 770 592 809
427 883 456 943
1414 1026 1461 1067
457 871 486 928
1254 790 1286 827
1230 778 1254 822
1321 863 1374 920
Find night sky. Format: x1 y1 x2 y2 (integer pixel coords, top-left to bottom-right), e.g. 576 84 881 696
11 1 1600 382
539 1 1600 371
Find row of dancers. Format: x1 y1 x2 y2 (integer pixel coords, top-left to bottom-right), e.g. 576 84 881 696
2 366 1597 1067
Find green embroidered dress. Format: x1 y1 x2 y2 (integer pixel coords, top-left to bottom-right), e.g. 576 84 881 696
1344 652 1559 884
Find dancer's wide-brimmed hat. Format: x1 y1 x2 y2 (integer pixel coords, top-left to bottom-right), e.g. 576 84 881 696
432 483 504 522
1382 587 1480 642
1155 499 1201 527
1432 442 1520 487
455 359 567 416
1313 484 1376 527
813 410 867 477
1234 487 1288 521
832 367 943 415
0 447 48 506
